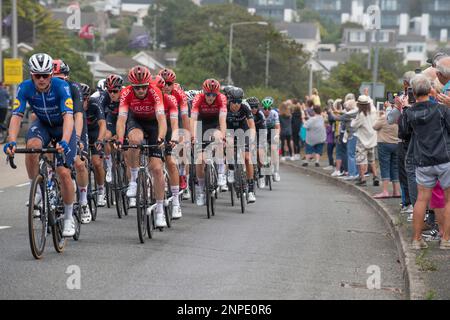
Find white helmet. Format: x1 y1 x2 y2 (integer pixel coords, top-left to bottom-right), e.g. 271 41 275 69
96 79 106 92
29 53 53 74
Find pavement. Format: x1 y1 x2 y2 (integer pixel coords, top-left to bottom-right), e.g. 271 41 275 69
0 165 404 300
282 157 450 300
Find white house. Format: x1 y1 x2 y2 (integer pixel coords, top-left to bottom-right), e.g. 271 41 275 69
274 22 321 53
121 0 152 14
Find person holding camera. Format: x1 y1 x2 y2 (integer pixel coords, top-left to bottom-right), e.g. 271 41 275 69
401 75 450 250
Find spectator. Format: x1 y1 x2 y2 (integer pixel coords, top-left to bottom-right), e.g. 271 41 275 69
0 82 10 128
279 102 294 161
302 105 326 167
436 56 450 104
402 74 450 250
291 99 302 160
310 88 321 107
330 99 347 177
350 95 379 187
342 94 359 181
324 100 336 171
373 101 400 198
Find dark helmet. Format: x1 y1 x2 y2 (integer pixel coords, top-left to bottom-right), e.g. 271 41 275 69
246 96 260 109
228 87 244 100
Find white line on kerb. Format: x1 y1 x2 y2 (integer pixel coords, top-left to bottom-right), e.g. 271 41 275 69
0 226 12 230
16 182 30 188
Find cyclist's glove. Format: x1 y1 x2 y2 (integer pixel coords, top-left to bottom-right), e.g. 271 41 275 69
95 140 103 151
3 141 16 154
58 140 71 156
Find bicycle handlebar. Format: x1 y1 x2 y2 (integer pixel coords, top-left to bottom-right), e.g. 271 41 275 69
7 148 67 169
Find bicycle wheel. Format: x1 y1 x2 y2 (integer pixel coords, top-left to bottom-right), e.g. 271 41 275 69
189 161 196 204
136 169 148 243
121 162 129 216
205 164 211 219
267 172 272 191
237 165 246 214
210 165 216 217
105 181 111 208
113 161 123 219
88 166 98 221
28 175 47 259
164 172 172 228
229 181 235 207
72 203 81 241
51 180 66 253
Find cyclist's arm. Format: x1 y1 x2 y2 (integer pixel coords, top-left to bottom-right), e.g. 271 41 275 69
247 118 256 142
62 113 74 143
74 112 84 140
190 96 200 140
169 98 179 141
8 85 27 142
156 112 167 141
7 115 22 143
98 119 106 142
117 92 129 143
219 94 227 139
177 87 190 131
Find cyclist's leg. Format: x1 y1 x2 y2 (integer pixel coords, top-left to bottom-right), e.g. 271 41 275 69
126 117 144 198
104 130 113 181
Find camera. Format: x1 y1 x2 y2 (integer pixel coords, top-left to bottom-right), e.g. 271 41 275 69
407 87 416 104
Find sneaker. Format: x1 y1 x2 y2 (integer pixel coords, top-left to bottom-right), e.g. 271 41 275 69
97 193 106 207
355 179 367 186
180 175 187 190
373 176 380 187
155 211 167 228
248 192 256 203
172 205 182 219
129 197 136 208
331 170 343 177
273 172 281 182
407 213 413 222
411 239 428 250
182 188 191 200
302 162 308 167
323 166 334 171
343 175 358 181
106 169 112 183
126 182 137 198
422 227 441 242
401 204 413 214
80 205 92 224
281 157 286 161
315 163 320 167
259 177 266 189
218 173 226 187
196 192 206 206
62 219 76 237
227 170 235 184
440 239 450 250
294 154 301 160
221 184 229 192
289 156 295 161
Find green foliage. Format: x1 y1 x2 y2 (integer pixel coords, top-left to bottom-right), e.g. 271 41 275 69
81 5 95 13
245 87 289 107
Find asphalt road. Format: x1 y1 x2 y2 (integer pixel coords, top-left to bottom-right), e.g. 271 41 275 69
0 165 405 300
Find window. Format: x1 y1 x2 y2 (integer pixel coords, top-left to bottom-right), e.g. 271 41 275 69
349 31 366 42
370 31 390 42
381 0 397 11
258 0 284 5
407 45 423 53
313 0 341 10
435 0 450 10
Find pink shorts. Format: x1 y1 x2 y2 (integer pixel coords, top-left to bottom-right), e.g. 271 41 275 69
430 181 445 209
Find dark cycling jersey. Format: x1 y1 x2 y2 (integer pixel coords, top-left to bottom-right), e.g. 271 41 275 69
93 91 120 116
86 95 106 131
253 109 266 130
13 77 73 127
226 102 253 130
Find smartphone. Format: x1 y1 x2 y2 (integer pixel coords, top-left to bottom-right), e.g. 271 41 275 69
377 102 384 111
415 68 422 74
386 91 395 104
407 87 416 104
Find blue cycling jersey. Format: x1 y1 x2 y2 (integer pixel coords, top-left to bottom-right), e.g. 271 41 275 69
13 77 73 127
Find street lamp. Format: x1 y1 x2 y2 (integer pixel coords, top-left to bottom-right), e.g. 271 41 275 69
227 21 269 85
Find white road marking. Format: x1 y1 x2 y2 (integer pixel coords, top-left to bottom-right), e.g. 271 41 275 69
0 226 12 230
16 182 30 188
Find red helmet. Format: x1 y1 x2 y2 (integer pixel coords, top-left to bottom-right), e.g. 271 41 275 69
158 68 176 83
52 59 70 76
105 74 123 90
128 66 152 85
202 79 220 93
153 75 166 89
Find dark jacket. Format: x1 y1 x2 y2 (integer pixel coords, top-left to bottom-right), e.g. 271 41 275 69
402 100 450 167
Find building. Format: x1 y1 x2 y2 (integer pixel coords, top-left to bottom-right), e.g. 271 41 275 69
248 0 297 22
121 0 153 14
201 0 249 5
396 34 428 67
275 22 321 53
421 0 450 42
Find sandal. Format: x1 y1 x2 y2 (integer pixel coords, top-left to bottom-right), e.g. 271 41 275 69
373 192 391 199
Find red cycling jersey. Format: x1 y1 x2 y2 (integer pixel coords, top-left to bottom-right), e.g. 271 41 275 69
169 83 188 116
164 94 179 121
191 93 227 121
119 85 164 120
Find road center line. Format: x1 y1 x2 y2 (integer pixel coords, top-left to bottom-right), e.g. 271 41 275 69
16 182 30 188
0 226 12 230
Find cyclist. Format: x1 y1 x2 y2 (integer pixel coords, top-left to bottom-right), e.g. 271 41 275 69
101 74 124 184
191 79 227 206
225 87 257 203
262 96 281 182
116 66 168 228
158 69 190 197
4 53 77 237
246 96 268 189
85 81 107 207
96 79 106 93
53 59 92 223
154 75 182 219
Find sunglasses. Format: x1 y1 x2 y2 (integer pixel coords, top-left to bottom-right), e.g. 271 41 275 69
230 99 242 104
108 89 120 94
33 73 51 79
132 85 148 91
250 105 259 109
263 107 271 110
165 82 174 86
205 93 217 98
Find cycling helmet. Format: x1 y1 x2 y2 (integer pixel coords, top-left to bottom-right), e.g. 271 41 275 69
185 90 201 101
52 59 70 75
261 96 274 109
228 87 244 100
96 79 106 92
153 75 166 89
29 53 53 74
105 74 124 90
128 65 152 85
222 85 235 96
79 83 91 98
246 96 260 109
158 68 176 83
202 78 221 93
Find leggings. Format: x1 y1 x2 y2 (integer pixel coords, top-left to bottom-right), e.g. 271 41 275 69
281 134 292 157
292 127 301 154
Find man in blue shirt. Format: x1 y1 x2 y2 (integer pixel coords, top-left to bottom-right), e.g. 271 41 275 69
4 53 77 237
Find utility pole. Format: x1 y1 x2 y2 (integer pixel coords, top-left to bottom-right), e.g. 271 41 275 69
0 0 3 82
265 41 270 87
11 0 18 97
308 61 313 97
